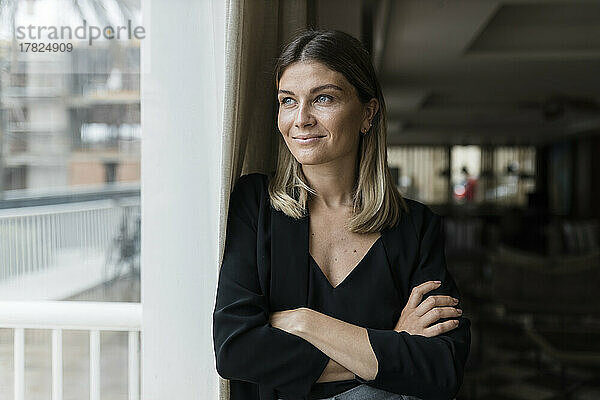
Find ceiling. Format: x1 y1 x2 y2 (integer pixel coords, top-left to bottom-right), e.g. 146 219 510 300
317 0 600 145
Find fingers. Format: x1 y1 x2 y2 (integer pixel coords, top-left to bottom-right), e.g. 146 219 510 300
422 319 460 337
402 281 463 338
421 306 462 326
406 281 441 309
414 295 458 317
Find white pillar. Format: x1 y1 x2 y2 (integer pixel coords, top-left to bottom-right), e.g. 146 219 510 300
14 328 24 400
141 0 225 399
128 331 140 400
89 329 100 400
52 329 63 400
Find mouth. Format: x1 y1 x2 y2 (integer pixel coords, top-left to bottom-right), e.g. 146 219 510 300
292 135 326 143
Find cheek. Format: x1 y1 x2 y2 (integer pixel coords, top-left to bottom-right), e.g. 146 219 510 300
278 109 293 133
326 111 360 141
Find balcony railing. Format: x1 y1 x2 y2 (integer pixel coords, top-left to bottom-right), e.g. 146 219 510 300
0 198 139 300
0 300 142 400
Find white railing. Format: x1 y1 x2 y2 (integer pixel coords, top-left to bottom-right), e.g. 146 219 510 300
0 199 138 279
0 198 140 300
0 300 142 400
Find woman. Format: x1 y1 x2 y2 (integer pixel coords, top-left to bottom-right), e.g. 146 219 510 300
213 30 470 400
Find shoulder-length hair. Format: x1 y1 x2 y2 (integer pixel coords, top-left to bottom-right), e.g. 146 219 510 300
268 29 408 233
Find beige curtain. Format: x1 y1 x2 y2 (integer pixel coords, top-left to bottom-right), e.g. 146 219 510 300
218 1 312 399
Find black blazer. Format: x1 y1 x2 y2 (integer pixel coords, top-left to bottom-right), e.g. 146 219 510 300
213 173 471 400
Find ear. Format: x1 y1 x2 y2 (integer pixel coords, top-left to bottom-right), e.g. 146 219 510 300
361 98 379 133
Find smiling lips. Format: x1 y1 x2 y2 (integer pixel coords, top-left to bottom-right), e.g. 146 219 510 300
292 135 325 143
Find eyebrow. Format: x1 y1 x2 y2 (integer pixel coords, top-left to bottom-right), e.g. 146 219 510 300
278 84 344 95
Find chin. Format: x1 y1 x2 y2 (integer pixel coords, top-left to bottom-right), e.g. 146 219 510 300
286 146 319 163
292 153 327 166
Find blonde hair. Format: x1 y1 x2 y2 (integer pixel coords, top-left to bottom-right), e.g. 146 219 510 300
268 30 408 233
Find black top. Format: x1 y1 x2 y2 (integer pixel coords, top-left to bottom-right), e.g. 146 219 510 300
213 173 471 400
304 236 402 399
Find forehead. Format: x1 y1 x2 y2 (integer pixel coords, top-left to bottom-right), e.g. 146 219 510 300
278 61 350 92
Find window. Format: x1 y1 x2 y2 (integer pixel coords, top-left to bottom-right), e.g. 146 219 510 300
451 145 481 203
387 146 449 204
493 146 536 206
0 1 142 398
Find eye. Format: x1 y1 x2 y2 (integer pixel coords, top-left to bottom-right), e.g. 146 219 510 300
280 97 295 106
315 94 332 103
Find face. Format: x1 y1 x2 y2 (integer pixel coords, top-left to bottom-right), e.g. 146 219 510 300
277 61 376 167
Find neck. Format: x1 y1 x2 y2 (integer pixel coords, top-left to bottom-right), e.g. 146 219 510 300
302 153 357 209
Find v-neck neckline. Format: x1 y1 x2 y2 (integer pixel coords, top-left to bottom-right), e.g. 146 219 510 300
309 236 382 290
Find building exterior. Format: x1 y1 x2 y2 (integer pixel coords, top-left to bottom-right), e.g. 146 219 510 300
1 41 140 193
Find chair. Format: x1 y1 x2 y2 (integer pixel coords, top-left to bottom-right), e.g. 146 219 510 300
562 219 600 254
488 246 600 396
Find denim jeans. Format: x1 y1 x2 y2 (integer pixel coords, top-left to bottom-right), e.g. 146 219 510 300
277 384 422 400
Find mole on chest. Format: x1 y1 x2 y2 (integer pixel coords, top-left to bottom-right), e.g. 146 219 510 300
309 231 381 287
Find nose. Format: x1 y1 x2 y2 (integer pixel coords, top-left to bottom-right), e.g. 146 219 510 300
294 101 316 129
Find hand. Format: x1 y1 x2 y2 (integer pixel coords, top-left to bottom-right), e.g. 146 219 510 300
394 280 462 337
269 307 308 335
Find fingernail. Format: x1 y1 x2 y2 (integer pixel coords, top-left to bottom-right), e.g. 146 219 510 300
434 280 441 284
457 309 462 314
